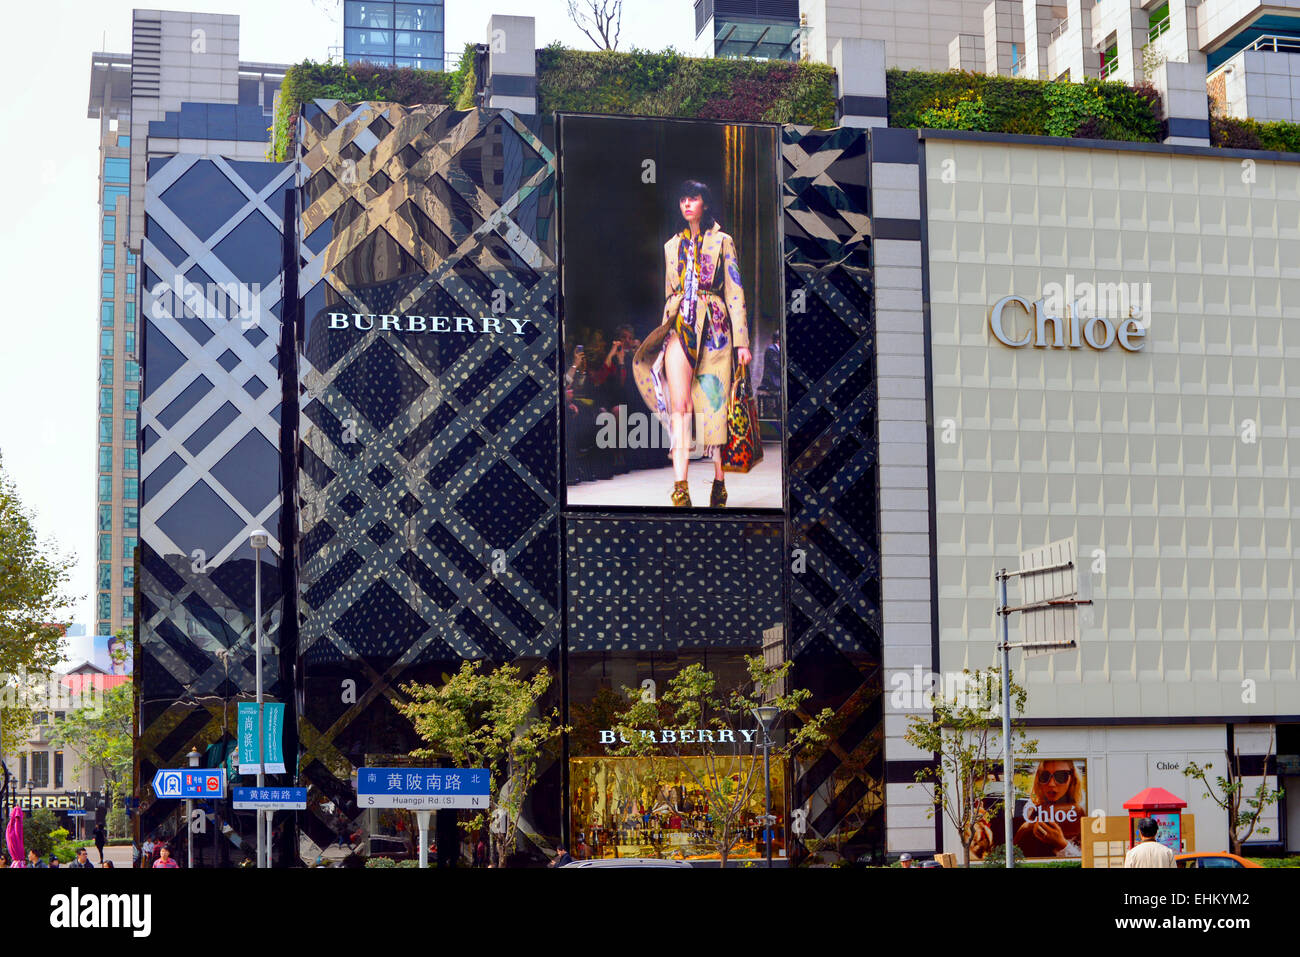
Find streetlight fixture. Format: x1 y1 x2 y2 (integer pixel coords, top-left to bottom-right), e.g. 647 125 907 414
751 705 780 868
249 529 269 869
186 748 200 869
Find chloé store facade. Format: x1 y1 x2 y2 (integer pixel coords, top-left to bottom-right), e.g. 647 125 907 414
134 100 1300 864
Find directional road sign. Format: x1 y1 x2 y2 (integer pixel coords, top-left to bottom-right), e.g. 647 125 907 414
357 768 490 809
66 809 87 816
151 768 227 800
232 787 308 811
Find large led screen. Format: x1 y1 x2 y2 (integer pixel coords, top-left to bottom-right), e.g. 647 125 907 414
559 115 783 510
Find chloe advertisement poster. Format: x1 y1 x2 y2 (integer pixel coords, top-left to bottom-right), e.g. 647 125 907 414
559 114 783 510
971 759 1089 862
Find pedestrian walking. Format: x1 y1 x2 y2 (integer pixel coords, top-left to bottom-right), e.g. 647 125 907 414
93 823 107 864
1123 817 1177 868
27 849 46 868
152 845 180 868
549 845 574 868
71 847 96 869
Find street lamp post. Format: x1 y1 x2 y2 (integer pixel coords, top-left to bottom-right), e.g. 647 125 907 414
751 705 780 868
250 529 269 869
186 748 200 868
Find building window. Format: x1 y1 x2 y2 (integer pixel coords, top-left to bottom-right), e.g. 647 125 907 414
124 477 138 500
99 417 113 443
98 447 113 473
125 360 139 382
126 251 136 266
125 448 139 471
101 303 114 327
123 564 135 588
54 751 63 789
122 595 134 619
99 476 112 501
100 359 113 384
18 754 25 788
97 593 111 621
102 244 115 269
124 416 137 442
118 134 131 147
124 331 135 355
125 303 135 324
98 535 111 561
98 563 112 590
124 390 139 413
102 217 115 241
104 157 129 184
123 535 137 560
126 273 136 295
99 505 112 531
123 506 138 529
104 184 128 211
30 751 49 788
102 273 114 298
100 330 114 356
100 387 113 414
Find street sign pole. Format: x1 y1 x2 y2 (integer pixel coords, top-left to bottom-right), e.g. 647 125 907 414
417 810 431 868
999 568 1013 870
253 533 266 869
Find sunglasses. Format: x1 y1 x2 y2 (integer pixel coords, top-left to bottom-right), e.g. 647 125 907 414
1037 770 1072 784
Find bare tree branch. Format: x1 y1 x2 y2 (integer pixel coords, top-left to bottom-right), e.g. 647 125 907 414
566 0 623 50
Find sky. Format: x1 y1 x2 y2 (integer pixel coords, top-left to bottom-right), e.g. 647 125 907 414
0 0 692 633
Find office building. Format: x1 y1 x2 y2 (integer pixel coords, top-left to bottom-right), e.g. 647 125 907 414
343 0 446 70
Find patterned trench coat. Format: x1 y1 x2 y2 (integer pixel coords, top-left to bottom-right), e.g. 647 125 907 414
632 223 749 452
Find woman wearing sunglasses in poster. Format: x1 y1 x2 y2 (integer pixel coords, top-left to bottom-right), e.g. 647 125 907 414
1015 760 1085 859
633 180 752 508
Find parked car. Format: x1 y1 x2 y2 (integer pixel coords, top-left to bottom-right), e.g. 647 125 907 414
1174 852 1261 869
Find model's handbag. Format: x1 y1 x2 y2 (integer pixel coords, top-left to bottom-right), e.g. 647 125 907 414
722 364 764 474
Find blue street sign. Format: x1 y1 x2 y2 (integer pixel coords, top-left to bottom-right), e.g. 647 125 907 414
151 768 227 799
232 787 308 811
66 809 88 816
357 768 490 809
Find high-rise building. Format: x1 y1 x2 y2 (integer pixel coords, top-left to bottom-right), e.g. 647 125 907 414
87 11 288 638
343 1 445 70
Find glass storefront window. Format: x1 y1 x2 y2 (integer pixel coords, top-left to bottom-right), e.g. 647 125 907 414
569 756 786 862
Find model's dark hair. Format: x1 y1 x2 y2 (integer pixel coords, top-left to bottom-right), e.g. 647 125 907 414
678 179 719 231
1138 817 1159 838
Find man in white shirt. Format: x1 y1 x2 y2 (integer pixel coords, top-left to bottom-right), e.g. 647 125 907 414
1123 817 1177 868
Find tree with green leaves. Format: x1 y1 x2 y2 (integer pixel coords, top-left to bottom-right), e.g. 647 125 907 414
0 458 73 789
396 660 566 868
49 629 134 837
1183 730 1285 855
903 668 1037 867
609 655 833 867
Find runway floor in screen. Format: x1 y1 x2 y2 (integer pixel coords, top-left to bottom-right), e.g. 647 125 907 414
565 443 783 509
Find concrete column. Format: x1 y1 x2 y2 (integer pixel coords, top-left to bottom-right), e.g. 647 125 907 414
949 34 986 72
1022 0 1066 79
833 38 888 129
1153 60 1210 145
485 15 535 114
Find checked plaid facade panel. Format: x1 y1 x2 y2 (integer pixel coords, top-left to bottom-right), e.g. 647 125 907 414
782 126 887 863
138 155 296 849
294 102 561 857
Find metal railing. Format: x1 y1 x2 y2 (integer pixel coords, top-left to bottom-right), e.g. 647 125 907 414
1100 55 1119 79
1049 18 1070 44
1148 15 1171 42
1244 34 1300 54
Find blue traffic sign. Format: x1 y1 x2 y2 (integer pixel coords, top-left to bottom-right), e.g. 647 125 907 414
232 787 308 810
357 768 489 809
66 809 87 816
151 768 227 799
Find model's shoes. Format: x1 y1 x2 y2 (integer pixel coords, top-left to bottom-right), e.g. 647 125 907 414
710 480 727 507
671 480 692 507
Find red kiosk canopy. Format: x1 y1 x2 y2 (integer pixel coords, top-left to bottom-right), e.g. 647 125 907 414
1122 787 1188 811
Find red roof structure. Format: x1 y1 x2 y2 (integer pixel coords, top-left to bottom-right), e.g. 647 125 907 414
59 673 131 694
1122 787 1188 810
